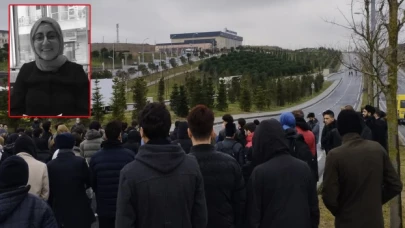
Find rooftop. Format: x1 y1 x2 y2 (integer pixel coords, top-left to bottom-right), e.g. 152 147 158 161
157 38 217 46
170 31 243 41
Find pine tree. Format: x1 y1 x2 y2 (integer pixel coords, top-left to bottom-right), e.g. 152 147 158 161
191 78 203 107
185 74 197 106
231 77 241 101
228 84 236 104
157 76 165 103
254 85 266 111
111 77 126 122
276 78 285 106
205 76 215 109
91 77 105 122
216 78 228 111
239 78 252 112
132 78 148 121
170 84 180 114
177 85 189 117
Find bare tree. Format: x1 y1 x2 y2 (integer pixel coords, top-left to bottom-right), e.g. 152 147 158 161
328 0 405 227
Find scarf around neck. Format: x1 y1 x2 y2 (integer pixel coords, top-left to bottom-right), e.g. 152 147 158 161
30 17 67 72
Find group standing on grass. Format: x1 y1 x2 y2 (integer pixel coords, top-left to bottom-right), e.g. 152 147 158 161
0 102 402 228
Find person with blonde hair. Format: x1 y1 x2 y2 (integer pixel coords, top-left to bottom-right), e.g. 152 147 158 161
50 125 70 160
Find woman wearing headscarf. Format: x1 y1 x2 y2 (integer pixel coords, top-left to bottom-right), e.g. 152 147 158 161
10 17 89 117
15 134 49 201
246 119 319 228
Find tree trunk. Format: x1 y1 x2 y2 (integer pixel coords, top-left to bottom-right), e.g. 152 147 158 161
387 1 403 227
368 76 374 105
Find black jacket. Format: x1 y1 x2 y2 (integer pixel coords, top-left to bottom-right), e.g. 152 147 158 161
321 120 341 154
89 140 135 218
215 138 245 165
190 144 246 228
247 119 319 228
115 139 208 228
10 61 89 116
374 118 388 150
47 150 95 228
0 186 58 228
172 121 193 154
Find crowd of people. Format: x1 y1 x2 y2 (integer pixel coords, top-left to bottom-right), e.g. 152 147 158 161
0 102 402 228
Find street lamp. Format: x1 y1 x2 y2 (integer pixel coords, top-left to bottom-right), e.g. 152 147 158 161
142 37 149 64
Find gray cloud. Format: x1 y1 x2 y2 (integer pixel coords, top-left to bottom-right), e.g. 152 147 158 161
1 0 354 48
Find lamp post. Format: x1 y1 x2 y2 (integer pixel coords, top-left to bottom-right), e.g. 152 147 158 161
142 37 149 64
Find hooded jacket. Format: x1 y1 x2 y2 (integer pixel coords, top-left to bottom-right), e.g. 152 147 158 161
190 144 246 228
321 120 342 153
115 139 208 228
80 129 103 163
172 122 193 154
307 118 320 144
295 118 317 157
0 186 58 228
246 119 319 228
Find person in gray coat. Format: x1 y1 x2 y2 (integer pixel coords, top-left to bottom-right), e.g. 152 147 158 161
80 121 103 163
307 112 320 144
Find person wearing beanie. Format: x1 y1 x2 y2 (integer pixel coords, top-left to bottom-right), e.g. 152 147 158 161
80 120 103 163
307 112 320 144
215 122 245 166
0 156 58 227
47 133 96 228
172 121 193 154
321 110 342 154
15 134 49 201
322 110 403 228
282 112 318 182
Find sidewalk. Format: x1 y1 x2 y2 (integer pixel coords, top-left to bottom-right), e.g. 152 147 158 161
170 77 342 130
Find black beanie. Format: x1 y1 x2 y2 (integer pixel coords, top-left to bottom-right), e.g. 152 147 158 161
55 133 75 149
337 110 363 136
0 156 28 190
225 122 236 137
14 134 37 158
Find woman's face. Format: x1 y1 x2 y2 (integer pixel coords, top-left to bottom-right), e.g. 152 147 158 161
33 23 60 60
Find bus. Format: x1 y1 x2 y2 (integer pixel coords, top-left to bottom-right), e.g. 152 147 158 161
398 94 405 125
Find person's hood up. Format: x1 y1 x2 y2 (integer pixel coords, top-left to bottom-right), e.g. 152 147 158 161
177 122 190 140
280 112 296 130
295 117 311 131
0 186 30 223
14 134 37 158
136 144 186 173
252 119 290 166
85 129 102 140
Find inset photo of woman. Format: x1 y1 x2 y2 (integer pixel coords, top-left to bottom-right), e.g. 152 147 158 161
8 5 91 117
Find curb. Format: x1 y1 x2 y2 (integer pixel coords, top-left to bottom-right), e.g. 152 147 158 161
211 77 343 126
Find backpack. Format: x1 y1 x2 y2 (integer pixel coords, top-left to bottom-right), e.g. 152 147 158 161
287 134 313 165
216 141 245 165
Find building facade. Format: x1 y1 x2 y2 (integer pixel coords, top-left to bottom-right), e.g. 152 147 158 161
9 5 90 69
0 30 8 48
91 43 155 59
156 28 243 53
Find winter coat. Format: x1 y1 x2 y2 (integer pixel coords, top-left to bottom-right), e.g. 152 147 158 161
10 61 89 116
47 150 95 228
373 118 388 151
169 127 179 141
215 138 245 165
0 186 58 228
89 140 135 218
321 120 341 154
122 130 141 155
115 139 208 228
322 133 402 228
16 152 49 201
80 129 103 163
246 119 319 228
307 119 320 144
245 132 254 148
295 120 317 157
190 144 246 228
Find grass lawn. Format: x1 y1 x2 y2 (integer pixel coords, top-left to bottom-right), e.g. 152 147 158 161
0 61 7 71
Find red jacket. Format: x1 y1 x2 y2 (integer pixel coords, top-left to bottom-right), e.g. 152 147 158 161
296 127 316 156
246 132 254 148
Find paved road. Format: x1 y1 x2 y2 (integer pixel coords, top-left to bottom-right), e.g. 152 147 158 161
214 53 363 184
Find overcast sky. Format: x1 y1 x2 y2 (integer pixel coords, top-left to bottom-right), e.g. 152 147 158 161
1 0 360 49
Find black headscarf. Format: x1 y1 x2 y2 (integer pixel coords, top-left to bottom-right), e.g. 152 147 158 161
252 119 290 166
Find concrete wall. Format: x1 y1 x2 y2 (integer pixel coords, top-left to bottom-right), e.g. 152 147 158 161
155 43 213 52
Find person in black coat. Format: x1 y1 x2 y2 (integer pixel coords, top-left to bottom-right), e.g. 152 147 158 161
115 102 207 228
169 121 180 141
188 105 246 228
0 156 58 228
321 110 341 154
374 110 388 150
89 121 135 228
172 121 193 154
47 133 95 228
10 17 89 117
246 119 319 228
122 130 141 155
